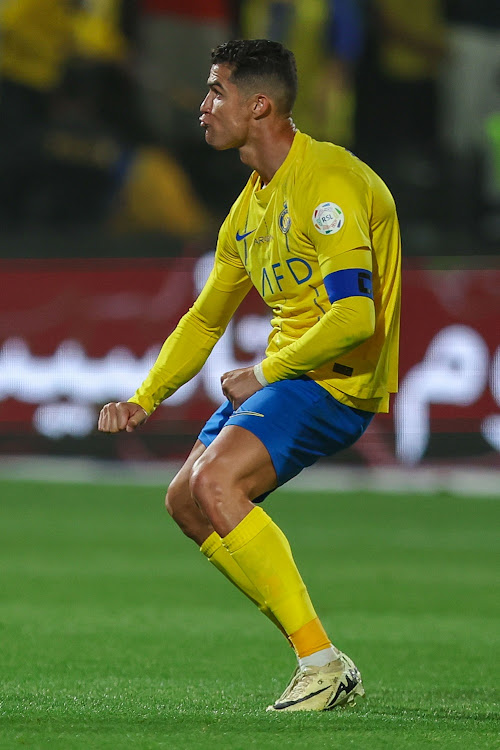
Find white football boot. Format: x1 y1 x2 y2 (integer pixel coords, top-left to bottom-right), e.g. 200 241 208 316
267 652 365 712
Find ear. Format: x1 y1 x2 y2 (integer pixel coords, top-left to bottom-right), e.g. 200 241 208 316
252 94 272 120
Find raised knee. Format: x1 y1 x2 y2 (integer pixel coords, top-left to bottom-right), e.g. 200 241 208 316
189 457 225 512
164 472 212 544
165 474 188 521
189 458 237 518
164 486 174 518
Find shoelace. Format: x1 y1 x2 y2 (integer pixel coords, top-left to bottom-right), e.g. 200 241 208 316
285 668 321 701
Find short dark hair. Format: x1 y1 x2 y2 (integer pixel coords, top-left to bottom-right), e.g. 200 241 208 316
211 39 298 115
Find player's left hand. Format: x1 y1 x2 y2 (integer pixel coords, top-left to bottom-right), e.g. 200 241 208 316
221 366 263 410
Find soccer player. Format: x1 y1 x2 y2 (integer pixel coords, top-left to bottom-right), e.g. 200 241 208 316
98 39 401 712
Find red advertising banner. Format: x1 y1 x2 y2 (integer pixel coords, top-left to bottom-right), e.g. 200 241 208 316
0 258 499 466
394 268 500 464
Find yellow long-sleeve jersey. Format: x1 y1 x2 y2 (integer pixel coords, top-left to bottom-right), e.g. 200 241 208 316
130 132 401 415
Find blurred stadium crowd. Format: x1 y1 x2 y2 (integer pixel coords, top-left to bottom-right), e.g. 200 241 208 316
0 0 499 257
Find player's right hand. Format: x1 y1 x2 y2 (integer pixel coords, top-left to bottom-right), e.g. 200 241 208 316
98 402 148 433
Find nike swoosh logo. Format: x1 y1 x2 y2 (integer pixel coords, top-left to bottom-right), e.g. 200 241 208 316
236 229 256 241
274 685 331 710
228 411 265 418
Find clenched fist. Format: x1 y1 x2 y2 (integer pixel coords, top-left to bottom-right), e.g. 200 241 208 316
221 366 262 410
98 401 148 433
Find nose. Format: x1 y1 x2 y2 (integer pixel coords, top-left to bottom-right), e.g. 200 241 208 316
200 92 211 113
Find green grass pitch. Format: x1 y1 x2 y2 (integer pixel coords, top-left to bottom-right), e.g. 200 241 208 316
0 478 498 749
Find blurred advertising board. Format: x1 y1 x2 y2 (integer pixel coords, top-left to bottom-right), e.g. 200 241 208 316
0 256 499 466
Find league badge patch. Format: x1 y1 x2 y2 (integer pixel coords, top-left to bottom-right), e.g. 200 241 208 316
313 202 344 235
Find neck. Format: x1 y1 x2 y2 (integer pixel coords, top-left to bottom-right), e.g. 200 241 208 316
239 118 297 186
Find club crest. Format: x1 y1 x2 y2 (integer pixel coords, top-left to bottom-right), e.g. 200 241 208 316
279 202 291 234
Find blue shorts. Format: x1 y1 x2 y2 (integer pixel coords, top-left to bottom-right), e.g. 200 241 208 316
198 376 374 501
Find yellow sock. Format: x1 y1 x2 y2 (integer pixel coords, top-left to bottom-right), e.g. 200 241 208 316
223 507 332 658
200 531 288 638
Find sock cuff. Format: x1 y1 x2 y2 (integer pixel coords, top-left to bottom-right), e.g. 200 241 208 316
290 617 331 658
223 507 272 553
200 531 223 558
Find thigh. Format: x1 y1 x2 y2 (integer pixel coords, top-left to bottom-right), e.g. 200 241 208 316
196 425 278 503
197 379 373 503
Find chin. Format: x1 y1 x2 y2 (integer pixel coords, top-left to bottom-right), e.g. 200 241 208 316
204 128 242 151
205 135 233 151
212 142 234 151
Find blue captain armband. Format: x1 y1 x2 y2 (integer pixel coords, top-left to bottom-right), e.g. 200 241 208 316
323 268 373 304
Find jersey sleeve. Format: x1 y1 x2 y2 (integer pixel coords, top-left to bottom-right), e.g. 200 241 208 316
260 166 376 384
303 165 372 273
129 220 252 414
